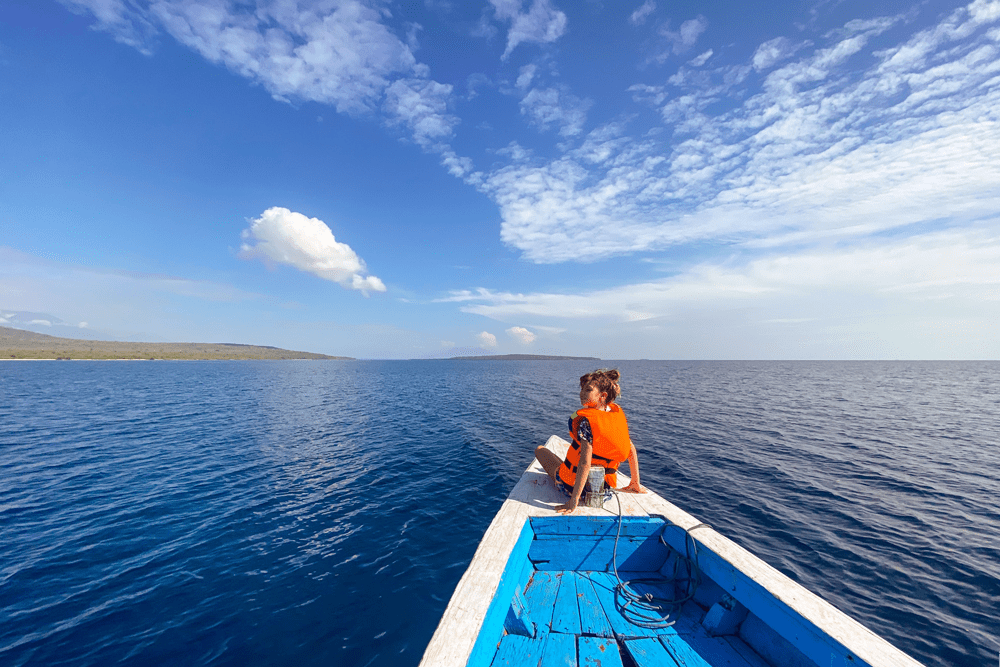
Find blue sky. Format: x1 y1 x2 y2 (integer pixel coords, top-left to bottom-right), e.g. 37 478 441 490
1 0 999 359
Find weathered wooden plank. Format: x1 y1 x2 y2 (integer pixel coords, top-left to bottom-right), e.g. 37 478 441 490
421 436 924 667
523 571 561 635
578 636 624 667
620 579 694 635
575 573 615 639
736 613 812 667
721 635 773 667
550 572 582 636
505 584 535 638
623 637 681 667
466 521 536 667
660 616 764 667
626 486 924 667
658 634 712 667
586 571 663 639
539 633 576 667
490 633 545 667
421 437 593 667
653 520 867 667
529 535 669 572
531 516 668 537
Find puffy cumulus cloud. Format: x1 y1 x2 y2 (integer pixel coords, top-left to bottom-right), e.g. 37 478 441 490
239 207 385 294
477 330 498 347
490 0 567 60
62 0 457 148
484 0 1000 263
507 325 536 344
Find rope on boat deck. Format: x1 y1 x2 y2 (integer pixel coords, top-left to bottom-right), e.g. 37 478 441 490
608 490 712 629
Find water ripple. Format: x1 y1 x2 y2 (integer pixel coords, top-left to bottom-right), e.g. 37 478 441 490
1 360 997 666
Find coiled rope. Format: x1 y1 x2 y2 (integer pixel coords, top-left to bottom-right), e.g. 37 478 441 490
606 489 712 629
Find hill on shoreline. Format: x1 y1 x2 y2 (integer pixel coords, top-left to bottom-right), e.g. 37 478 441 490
0 326 350 360
446 354 600 361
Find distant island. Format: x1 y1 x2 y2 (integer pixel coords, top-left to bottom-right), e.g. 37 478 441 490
0 326 350 360
447 354 600 361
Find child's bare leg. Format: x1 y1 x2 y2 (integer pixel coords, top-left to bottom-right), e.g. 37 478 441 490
534 445 564 483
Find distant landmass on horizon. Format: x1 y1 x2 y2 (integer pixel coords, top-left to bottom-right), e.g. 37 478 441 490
446 354 600 361
0 326 349 360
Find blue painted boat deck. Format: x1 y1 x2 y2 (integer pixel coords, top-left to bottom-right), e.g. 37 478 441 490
489 569 770 667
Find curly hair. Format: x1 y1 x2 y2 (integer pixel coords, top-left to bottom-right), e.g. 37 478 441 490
579 368 622 403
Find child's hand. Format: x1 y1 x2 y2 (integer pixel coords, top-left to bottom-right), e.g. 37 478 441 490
555 500 578 514
619 481 646 494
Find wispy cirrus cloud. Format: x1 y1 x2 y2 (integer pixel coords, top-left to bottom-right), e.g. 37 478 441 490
512 63 591 137
383 76 458 147
653 15 708 60
0 246 264 340
751 36 804 71
442 227 1000 357
239 207 385 294
61 0 458 149
630 1 656 26
483 0 1000 263
519 86 591 137
489 0 567 60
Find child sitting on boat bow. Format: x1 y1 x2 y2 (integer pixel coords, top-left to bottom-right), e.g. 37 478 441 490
534 369 645 514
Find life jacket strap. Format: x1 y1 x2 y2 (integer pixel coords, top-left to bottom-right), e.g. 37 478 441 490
562 459 617 475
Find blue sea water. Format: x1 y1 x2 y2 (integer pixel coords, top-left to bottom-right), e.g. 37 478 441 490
1 360 997 667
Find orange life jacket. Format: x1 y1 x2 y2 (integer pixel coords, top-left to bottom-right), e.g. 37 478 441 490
559 403 632 489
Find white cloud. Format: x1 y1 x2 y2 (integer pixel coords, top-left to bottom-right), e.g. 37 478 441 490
497 141 532 162
239 207 385 294
516 63 537 90
752 36 799 71
447 228 1000 329
60 0 158 53
689 49 713 66
62 0 458 150
507 325 536 344
519 86 591 136
483 1 1000 263
1 247 267 342
477 330 498 347
490 0 567 60
630 1 656 26
383 77 458 146
656 15 708 58
29 319 52 326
